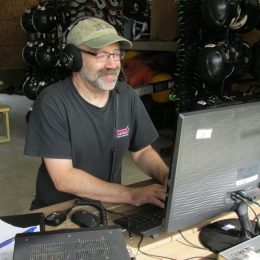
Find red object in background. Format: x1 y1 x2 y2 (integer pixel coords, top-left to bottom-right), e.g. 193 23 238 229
124 58 158 87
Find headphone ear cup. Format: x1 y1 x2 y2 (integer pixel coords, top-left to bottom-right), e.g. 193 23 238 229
60 44 82 72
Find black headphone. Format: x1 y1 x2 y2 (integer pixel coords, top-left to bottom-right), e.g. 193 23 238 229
60 16 90 72
75 197 108 226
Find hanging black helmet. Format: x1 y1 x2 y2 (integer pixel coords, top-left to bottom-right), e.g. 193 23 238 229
35 41 59 68
22 76 39 100
32 5 58 33
231 0 260 33
197 42 234 85
36 79 53 97
22 41 39 66
20 6 37 33
201 0 241 32
229 35 252 78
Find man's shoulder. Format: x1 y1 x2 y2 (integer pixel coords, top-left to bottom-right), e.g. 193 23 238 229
45 78 71 93
38 78 71 100
34 78 73 111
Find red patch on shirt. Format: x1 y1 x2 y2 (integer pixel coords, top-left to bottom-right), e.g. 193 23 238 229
116 126 129 138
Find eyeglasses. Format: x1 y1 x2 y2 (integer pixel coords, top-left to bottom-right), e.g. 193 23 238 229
78 48 125 63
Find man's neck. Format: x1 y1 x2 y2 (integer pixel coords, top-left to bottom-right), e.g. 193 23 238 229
72 75 110 108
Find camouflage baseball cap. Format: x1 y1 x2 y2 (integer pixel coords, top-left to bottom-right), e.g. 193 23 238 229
67 17 132 49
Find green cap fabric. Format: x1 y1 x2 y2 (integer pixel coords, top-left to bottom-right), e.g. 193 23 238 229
67 17 132 49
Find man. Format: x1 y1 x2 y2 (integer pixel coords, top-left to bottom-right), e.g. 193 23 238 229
24 17 169 209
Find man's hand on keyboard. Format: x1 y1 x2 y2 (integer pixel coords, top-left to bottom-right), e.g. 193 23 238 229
129 183 167 208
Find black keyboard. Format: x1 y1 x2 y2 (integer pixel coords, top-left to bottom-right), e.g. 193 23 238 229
114 205 165 237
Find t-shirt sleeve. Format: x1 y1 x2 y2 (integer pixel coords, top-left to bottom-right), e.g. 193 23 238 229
24 93 72 159
129 90 159 152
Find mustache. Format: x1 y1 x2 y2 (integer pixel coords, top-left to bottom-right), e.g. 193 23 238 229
98 68 120 76
87 68 120 86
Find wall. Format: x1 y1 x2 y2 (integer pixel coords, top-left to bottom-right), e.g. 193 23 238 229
0 0 37 86
0 0 38 69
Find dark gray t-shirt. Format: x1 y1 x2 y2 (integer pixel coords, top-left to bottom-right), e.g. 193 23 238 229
24 78 158 205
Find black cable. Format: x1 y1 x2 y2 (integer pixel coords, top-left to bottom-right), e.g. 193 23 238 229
107 208 184 260
234 192 258 221
109 90 118 182
236 191 260 208
61 200 77 215
136 235 177 260
234 192 260 234
107 210 215 259
107 208 178 259
105 208 133 240
178 230 211 251
177 231 218 260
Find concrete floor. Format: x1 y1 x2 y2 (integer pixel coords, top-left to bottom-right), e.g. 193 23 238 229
0 94 173 217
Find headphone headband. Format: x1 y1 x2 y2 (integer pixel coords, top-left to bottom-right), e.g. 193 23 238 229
60 16 90 72
63 15 90 45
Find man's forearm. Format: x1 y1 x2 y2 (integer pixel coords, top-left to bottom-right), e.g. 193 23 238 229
131 146 169 185
44 156 168 207
44 158 133 204
55 167 134 203
52 167 167 207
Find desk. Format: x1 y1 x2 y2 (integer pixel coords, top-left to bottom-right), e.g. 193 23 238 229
31 200 260 260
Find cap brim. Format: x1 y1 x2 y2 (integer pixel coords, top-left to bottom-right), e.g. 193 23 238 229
82 34 132 49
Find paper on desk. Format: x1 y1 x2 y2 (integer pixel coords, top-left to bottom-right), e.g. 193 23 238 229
0 219 40 260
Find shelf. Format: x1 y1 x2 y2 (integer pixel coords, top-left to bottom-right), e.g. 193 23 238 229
126 41 177 52
134 80 174 97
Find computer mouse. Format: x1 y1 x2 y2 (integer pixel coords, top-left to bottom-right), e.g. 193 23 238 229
71 209 101 228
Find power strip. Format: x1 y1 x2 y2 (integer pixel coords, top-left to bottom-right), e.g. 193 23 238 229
218 235 260 260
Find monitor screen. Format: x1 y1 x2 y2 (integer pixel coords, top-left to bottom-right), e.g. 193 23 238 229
163 100 260 251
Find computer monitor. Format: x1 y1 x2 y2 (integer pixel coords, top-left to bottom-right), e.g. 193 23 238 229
163 100 260 252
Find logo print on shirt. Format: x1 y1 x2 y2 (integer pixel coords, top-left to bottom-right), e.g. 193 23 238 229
116 126 129 138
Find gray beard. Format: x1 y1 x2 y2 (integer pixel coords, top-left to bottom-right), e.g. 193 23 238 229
80 67 120 91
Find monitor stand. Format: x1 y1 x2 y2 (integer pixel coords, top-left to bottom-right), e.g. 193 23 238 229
199 201 258 253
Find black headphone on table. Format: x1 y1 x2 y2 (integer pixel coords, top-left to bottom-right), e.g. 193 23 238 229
75 198 108 226
60 16 90 72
